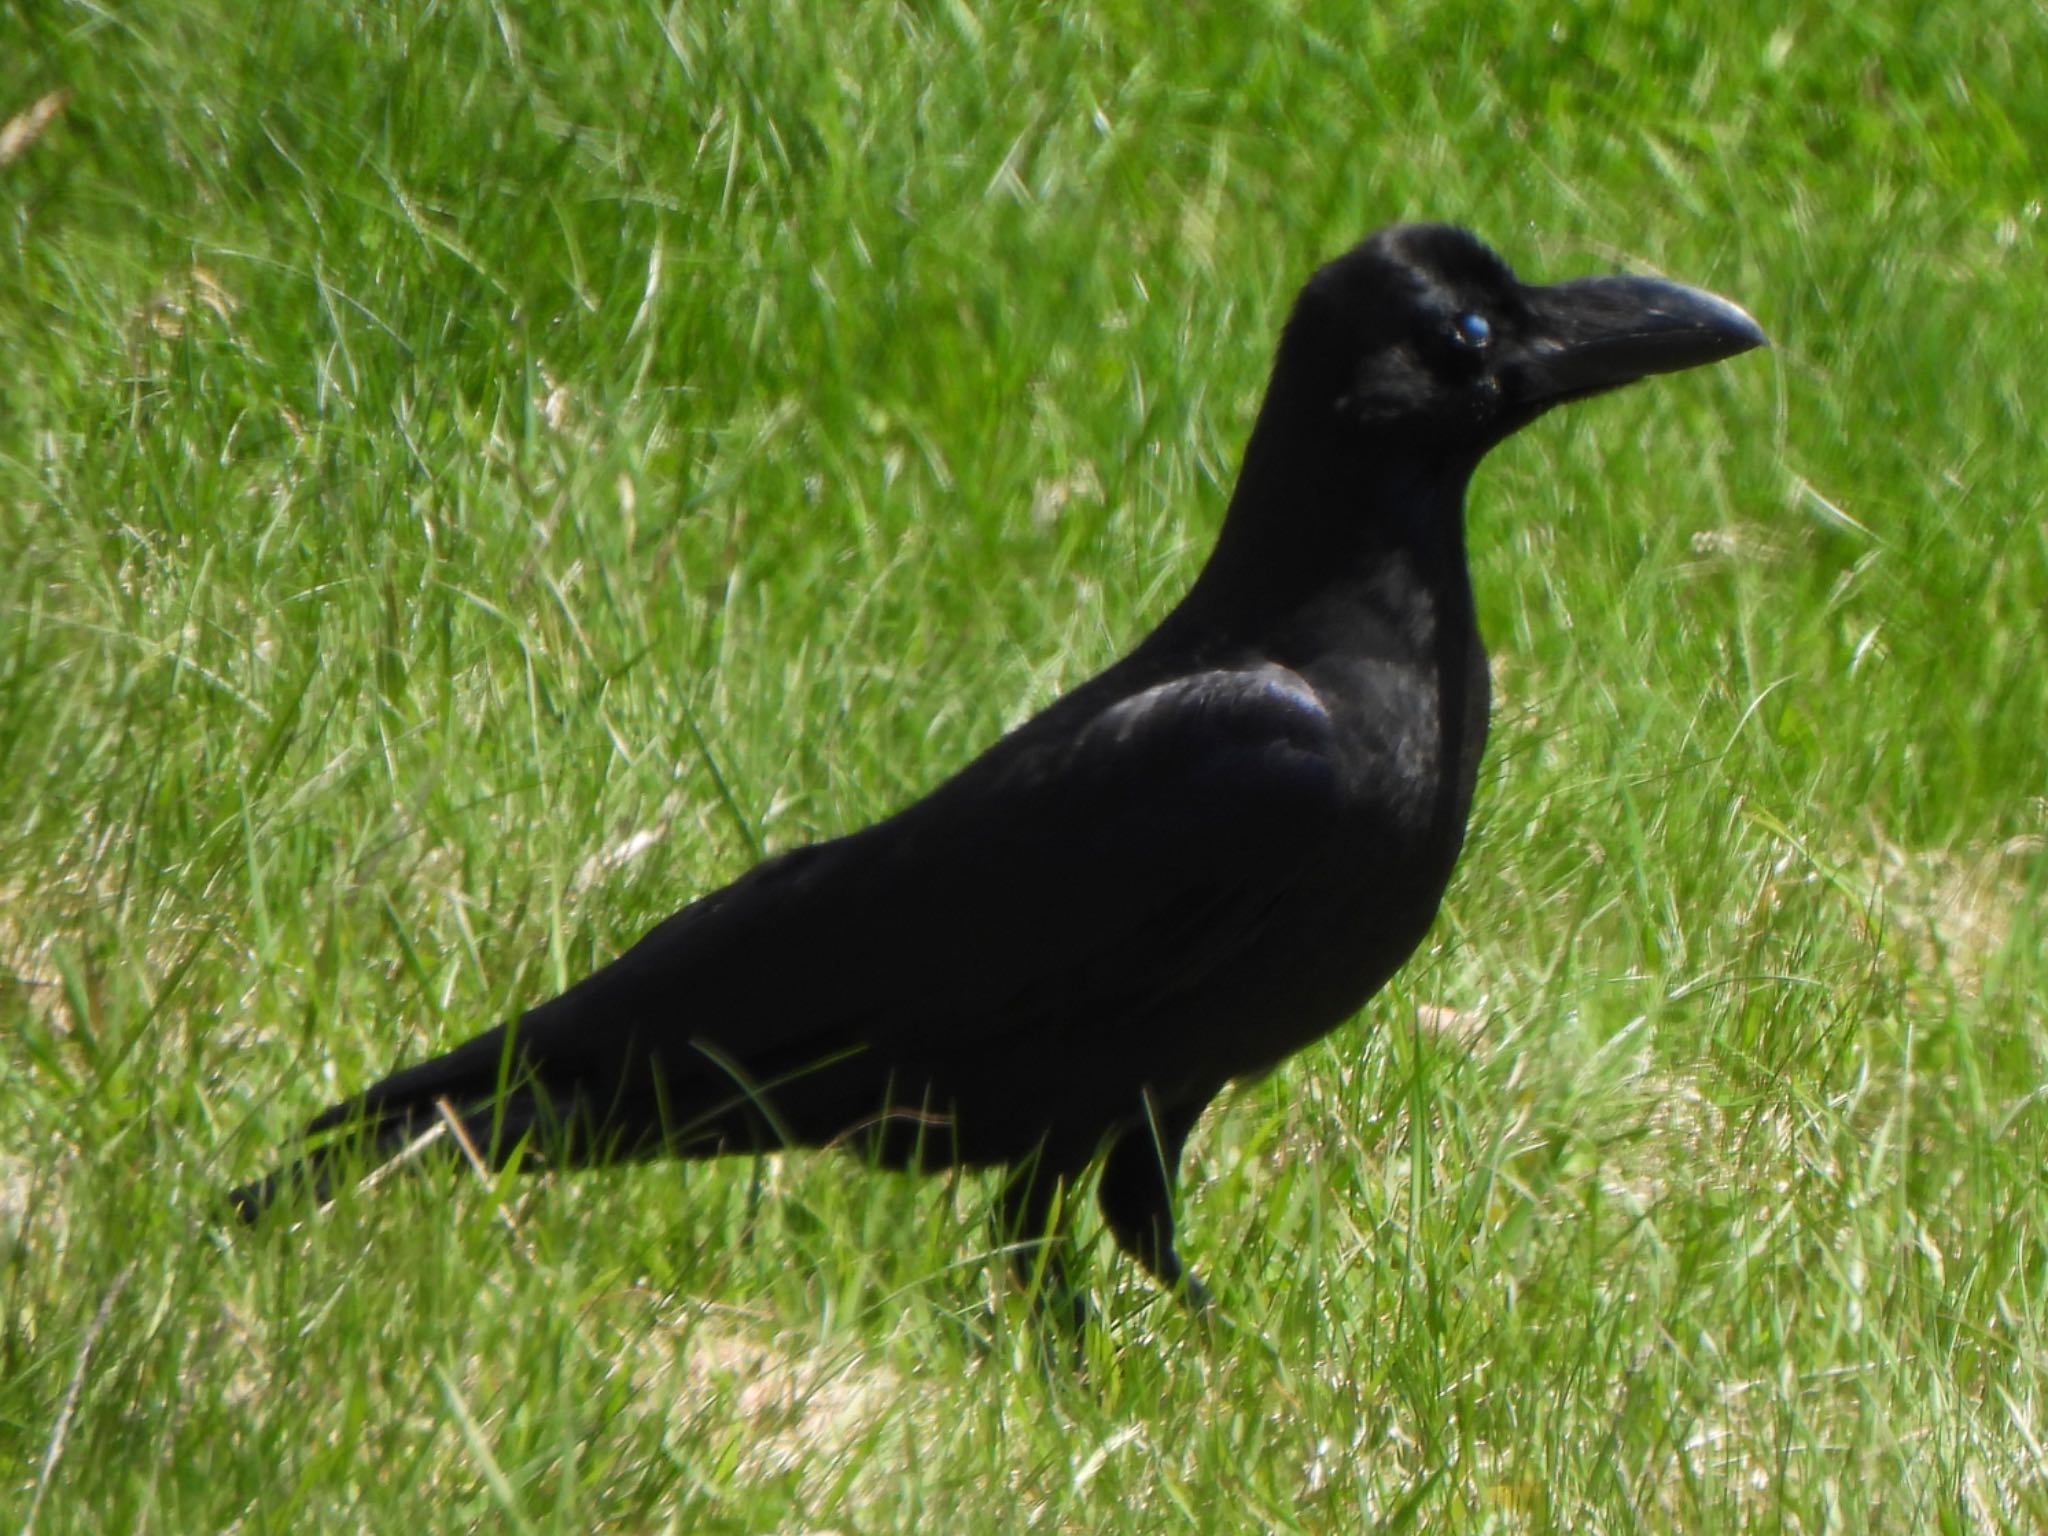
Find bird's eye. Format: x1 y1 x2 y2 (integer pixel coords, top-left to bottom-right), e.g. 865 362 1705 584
1450 312 1492 349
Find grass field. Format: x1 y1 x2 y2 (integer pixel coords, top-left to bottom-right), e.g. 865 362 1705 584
4 0 2046 1528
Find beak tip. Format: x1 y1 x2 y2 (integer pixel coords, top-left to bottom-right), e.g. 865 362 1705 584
1670 285 1767 356
1713 295 1770 355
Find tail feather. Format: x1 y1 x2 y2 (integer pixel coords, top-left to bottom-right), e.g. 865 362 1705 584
227 1025 559 1224
304 1025 516 1136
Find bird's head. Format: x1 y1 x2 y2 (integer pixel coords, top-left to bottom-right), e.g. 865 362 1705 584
1273 224 1766 464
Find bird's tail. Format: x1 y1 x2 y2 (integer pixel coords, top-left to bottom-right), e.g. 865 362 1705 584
225 1024 565 1223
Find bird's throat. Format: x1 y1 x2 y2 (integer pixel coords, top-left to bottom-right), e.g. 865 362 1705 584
1176 428 1480 663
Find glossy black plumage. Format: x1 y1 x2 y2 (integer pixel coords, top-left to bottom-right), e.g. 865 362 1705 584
229 225 1764 1304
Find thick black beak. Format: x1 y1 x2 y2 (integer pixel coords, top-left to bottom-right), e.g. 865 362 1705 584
1509 273 1767 410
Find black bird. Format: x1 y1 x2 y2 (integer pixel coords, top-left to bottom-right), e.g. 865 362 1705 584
230 225 1763 1306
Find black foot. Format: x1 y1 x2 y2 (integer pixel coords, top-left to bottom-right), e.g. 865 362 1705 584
1097 1099 1209 1304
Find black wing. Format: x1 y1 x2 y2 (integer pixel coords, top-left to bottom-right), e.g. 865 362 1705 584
312 663 1349 1160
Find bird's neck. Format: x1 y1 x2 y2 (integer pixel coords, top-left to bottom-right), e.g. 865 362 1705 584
1166 409 1480 661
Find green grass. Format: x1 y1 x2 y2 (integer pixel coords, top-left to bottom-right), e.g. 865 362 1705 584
4 0 2046 1528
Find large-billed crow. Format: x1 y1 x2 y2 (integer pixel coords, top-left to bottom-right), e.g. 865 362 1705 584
230 225 1764 1306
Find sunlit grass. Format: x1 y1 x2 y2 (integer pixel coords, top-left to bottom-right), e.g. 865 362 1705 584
3 0 2045 1529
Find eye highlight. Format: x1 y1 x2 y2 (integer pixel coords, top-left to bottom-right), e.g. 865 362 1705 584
1450 311 1492 349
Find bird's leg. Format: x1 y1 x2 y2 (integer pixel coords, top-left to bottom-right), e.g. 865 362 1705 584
1097 1097 1210 1308
994 1155 1091 1331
